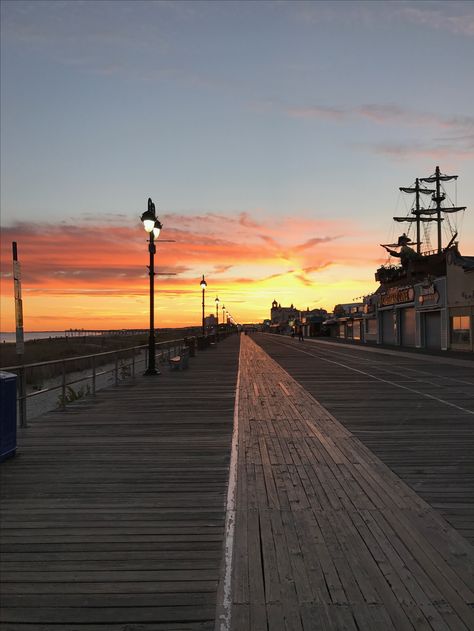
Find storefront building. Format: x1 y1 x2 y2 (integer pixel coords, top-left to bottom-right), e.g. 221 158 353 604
269 301 328 336
375 278 448 350
377 285 416 347
414 277 448 351
446 251 474 352
362 295 378 344
324 303 364 341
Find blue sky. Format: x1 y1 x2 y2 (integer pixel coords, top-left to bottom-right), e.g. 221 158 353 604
1 1 473 328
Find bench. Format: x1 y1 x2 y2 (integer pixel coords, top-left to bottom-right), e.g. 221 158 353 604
169 346 190 371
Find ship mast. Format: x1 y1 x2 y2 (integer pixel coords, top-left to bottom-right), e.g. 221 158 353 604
420 166 466 253
396 178 435 254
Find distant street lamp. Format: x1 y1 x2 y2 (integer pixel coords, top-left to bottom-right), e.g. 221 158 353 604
222 304 226 330
215 296 219 336
141 198 162 376
200 275 207 335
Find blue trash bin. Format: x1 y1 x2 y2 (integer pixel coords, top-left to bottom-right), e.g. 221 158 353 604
0 371 17 462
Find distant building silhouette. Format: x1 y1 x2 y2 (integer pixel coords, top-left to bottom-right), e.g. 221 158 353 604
269 300 327 336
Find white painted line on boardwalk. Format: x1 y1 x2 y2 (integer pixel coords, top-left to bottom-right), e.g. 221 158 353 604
272 338 474 416
304 342 474 387
303 336 474 368
214 341 241 631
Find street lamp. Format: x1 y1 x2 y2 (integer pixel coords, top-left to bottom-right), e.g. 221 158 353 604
222 304 226 330
215 295 219 337
200 275 207 335
141 198 162 376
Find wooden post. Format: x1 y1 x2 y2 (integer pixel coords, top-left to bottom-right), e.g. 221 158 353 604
18 366 27 428
61 361 66 410
92 355 96 396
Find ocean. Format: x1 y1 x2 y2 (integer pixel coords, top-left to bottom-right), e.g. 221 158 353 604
0 331 66 344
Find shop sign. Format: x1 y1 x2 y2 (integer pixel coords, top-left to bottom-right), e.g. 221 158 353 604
418 282 439 306
379 286 414 307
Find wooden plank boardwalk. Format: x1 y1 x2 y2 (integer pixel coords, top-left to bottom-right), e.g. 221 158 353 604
0 336 239 630
229 334 474 630
254 334 474 544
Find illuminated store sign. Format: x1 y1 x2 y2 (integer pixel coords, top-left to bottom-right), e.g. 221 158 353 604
379 286 414 307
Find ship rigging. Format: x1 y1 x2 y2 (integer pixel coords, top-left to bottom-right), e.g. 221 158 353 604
377 166 467 285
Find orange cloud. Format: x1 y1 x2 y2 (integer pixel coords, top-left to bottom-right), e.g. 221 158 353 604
0 212 380 330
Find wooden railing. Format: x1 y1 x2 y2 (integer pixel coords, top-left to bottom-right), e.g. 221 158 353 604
2 339 186 428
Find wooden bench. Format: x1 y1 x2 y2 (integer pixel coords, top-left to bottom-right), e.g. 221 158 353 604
169 346 190 370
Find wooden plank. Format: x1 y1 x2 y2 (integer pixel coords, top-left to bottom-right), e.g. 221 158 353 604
0 605 217 624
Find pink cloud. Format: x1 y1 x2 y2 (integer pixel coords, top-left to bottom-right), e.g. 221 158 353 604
287 103 474 132
399 6 474 37
371 142 474 161
286 106 347 121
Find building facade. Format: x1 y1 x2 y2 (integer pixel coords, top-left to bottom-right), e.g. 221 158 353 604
269 301 327 336
376 277 448 350
446 250 474 352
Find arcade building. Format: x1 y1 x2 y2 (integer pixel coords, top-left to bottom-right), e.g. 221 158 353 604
324 167 473 352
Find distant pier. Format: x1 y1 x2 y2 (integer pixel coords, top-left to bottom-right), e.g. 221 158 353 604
65 328 150 337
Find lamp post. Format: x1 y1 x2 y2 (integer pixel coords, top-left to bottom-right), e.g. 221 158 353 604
200 275 207 336
215 296 219 337
141 198 162 376
222 304 226 331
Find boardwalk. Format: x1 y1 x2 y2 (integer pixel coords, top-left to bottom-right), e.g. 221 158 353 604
229 334 474 630
2 332 474 630
0 336 239 630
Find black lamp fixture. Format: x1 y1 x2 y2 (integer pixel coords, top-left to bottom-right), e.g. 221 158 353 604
141 198 162 375
200 275 207 335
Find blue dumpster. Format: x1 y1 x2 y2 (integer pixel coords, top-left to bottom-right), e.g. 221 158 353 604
0 371 17 462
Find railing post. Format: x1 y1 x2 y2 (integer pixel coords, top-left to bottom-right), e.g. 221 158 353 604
92 355 96 396
18 366 27 428
132 353 135 379
61 361 66 410
115 355 119 386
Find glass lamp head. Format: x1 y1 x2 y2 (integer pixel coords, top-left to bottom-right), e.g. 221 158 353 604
200 275 207 289
141 209 156 233
152 219 163 239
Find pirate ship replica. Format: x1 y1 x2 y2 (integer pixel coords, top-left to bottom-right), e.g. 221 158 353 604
376 166 467 288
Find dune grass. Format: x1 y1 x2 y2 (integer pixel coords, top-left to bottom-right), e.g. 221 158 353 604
0 329 198 369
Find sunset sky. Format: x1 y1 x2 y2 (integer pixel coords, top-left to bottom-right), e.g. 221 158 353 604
1 1 473 331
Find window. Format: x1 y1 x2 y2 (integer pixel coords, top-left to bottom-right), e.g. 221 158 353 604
451 316 471 345
337 324 345 338
353 322 361 340
366 319 377 335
